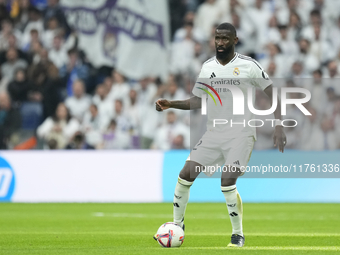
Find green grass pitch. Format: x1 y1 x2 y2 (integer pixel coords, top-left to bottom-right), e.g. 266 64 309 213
0 203 339 254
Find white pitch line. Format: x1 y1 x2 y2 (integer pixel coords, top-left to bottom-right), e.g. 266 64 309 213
93 212 173 218
92 212 339 221
188 233 340 237
2 231 340 237
180 246 340 251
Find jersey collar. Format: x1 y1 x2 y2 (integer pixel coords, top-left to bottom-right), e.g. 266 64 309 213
215 52 238 66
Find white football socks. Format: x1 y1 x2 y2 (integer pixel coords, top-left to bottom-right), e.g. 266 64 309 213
173 177 193 228
221 185 243 236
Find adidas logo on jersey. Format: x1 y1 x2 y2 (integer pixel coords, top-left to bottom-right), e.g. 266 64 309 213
233 160 240 165
210 72 216 79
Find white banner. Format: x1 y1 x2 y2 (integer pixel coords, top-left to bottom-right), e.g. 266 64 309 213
60 0 169 80
0 151 163 202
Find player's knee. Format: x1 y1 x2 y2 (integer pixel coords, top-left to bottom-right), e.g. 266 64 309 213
179 163 196 182
221 178 236 187
179 169 193 182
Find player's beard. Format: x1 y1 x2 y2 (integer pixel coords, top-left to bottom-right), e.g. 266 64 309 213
216 44 233 61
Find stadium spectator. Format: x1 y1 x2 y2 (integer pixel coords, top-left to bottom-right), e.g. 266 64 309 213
139 100 160 149
41 63 63 119
0 92 21 149
259 43 286 77
107 70 130 105
48 34 68 68
329 16 340 53
171 134 186 150
254 93 275 150
1 47 27 83
126 89 139 131
12 0 32 32
152 111 189 150
162 75 188 123
43 0 70 35
92 83 112 117
189 41 207 76
173 12 205 43
7 68 29 104
288 11 303 41
0 33 29 65
163 75 186 100
21 28 40 52
42 16 61 49
99 119 130 149
59 48 89 97
247 0 272 51
295 38 319 74
65 80 91 122
309 24 335 65
310 69 327 113
66 131 94 150
299 108 325 150
136 77 157 107
0 19 22 51
27 61 47 106
37 102 79 149
169 0 188 38
324 61 340 94
81 104 109 148
21 7 43 47
111 99 132 134
276 0 307 26
278 25 299 58
222 11 254 55
266 16 281 44
170 21 195 75
194 0 222 40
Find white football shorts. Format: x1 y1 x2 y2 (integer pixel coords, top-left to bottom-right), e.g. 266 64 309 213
187 131 255 177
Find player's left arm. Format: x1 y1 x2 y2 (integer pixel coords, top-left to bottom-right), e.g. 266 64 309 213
264 85 287 153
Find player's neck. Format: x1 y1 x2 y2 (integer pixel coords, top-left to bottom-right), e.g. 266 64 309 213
216 51 236 66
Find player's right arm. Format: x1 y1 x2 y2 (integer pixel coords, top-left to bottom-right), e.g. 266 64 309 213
156 61 210 112
155 97 201 111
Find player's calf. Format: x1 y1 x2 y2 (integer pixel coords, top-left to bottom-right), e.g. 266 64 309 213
173 161 202 228
221 185 244 243
221 168 244 245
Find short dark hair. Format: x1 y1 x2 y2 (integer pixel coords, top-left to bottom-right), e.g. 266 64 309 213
278 25 288 30
67 48 78 56
216 23 237 36
310 9 321 17
313 69 323 76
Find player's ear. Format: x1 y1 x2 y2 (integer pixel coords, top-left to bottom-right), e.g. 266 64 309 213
234 36 239 45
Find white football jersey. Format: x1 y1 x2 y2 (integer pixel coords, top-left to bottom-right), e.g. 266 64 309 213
192 53 272 139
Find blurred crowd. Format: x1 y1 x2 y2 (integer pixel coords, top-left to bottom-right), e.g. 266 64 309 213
1 0 340 151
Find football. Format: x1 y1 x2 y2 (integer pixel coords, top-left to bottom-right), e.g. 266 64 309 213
154 222 185 248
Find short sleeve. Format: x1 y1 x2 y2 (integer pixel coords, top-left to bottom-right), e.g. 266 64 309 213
192 66 208 98
250 60 272 90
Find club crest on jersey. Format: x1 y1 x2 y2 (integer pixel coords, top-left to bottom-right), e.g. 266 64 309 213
233 68 240 76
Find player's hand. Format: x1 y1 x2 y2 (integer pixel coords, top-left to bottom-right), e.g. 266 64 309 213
273 126 287 153
155 99 171 111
